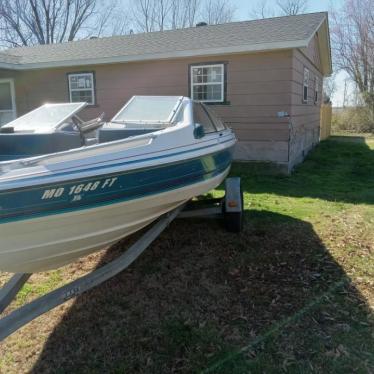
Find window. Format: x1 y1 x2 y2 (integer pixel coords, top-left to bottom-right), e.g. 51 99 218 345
0 79 16 125
68 72 95 105
314 76 319 104
191 64 224 103
113 96 180 124
2 103 85 133
303 68 309 103
193 103 216 133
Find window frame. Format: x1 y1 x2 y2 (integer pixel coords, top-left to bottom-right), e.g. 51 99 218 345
302 67 309 104
0 78 17 125
314 76 319 104
67 71 96 106
190 63 226 104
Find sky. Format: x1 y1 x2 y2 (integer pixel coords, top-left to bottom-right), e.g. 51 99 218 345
231 0 335 18
228 0 350 107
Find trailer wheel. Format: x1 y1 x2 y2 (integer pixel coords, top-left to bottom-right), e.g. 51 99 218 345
223 187 244 233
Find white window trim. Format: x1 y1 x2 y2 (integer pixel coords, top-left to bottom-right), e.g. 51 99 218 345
303 67 309 104
0 78 17 123
68 72 95 105
314 76 319 104
190 63 225 103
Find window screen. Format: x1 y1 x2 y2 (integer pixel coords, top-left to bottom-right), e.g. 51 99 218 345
113 96 179 123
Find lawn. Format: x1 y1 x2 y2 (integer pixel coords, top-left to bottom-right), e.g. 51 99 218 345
0 134 373 373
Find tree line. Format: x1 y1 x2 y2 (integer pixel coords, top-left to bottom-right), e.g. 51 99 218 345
0 0 237 47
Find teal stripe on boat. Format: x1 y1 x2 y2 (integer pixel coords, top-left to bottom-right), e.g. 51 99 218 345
0 148 232 224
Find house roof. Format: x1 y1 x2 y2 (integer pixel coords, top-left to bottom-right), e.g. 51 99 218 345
0 12 332 75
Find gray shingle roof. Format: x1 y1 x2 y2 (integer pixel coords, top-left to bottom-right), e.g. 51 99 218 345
0 52 21 64
0 12 327 68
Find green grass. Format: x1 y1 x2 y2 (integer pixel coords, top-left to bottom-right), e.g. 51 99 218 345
0 134 373 373
204 134 374 373
15 270 63 306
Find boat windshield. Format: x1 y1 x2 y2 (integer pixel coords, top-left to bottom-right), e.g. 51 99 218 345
1 102 86 133
111 96 183 126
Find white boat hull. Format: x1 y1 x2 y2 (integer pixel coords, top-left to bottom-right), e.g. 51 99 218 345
0 168 229 273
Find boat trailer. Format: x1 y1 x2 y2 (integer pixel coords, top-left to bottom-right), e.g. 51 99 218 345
0 177 243 341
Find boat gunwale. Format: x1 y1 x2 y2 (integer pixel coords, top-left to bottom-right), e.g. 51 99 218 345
0 138 235 193
0 130 235 188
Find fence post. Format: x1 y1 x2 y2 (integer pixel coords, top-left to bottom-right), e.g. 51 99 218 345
320 103 332 140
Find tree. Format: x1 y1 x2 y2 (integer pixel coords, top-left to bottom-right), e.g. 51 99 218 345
169 0 199 29
323 74 336 103
276 0 308 15
249 0 308 19
249 0 276 19
331 0 374 119
201 0 236 25
132 0 157 32
132 0 235 33
0 0 123 47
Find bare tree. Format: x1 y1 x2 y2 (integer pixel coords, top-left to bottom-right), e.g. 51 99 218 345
249 0 276 19
93 0 132 37
276 0 308 15
331 0 374 118
132 0 157 32
0 0 122 47
250 0 307 20
323 74 336 103
170 0 199 29
153 0 172 31
200 0 235 25
132 0 235 32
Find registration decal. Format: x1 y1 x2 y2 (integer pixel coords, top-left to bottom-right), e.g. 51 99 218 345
41 177 118 200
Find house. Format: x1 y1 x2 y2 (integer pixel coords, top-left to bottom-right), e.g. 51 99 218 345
0 12 331 172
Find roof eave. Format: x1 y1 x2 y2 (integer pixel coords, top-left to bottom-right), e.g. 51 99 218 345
1 39 309 71
0 61 20 70
305 13 332 76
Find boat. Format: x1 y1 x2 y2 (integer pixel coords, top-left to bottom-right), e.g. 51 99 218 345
0 96 236 273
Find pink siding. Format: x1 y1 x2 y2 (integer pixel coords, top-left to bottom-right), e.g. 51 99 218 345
0 44 325 169
305 34 322 72
290 44 323 168
7 50 294 165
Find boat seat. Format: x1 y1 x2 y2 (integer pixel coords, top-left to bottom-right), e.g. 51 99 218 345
98 128 155 143
0 132 83 162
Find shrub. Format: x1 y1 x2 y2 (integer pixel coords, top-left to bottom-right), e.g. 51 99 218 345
332 106 374 133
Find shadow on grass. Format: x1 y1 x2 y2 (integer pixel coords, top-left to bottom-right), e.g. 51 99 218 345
232 136 374 205
30 209 374 373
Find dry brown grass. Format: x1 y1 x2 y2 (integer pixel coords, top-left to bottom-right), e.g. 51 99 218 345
0 135 373 373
